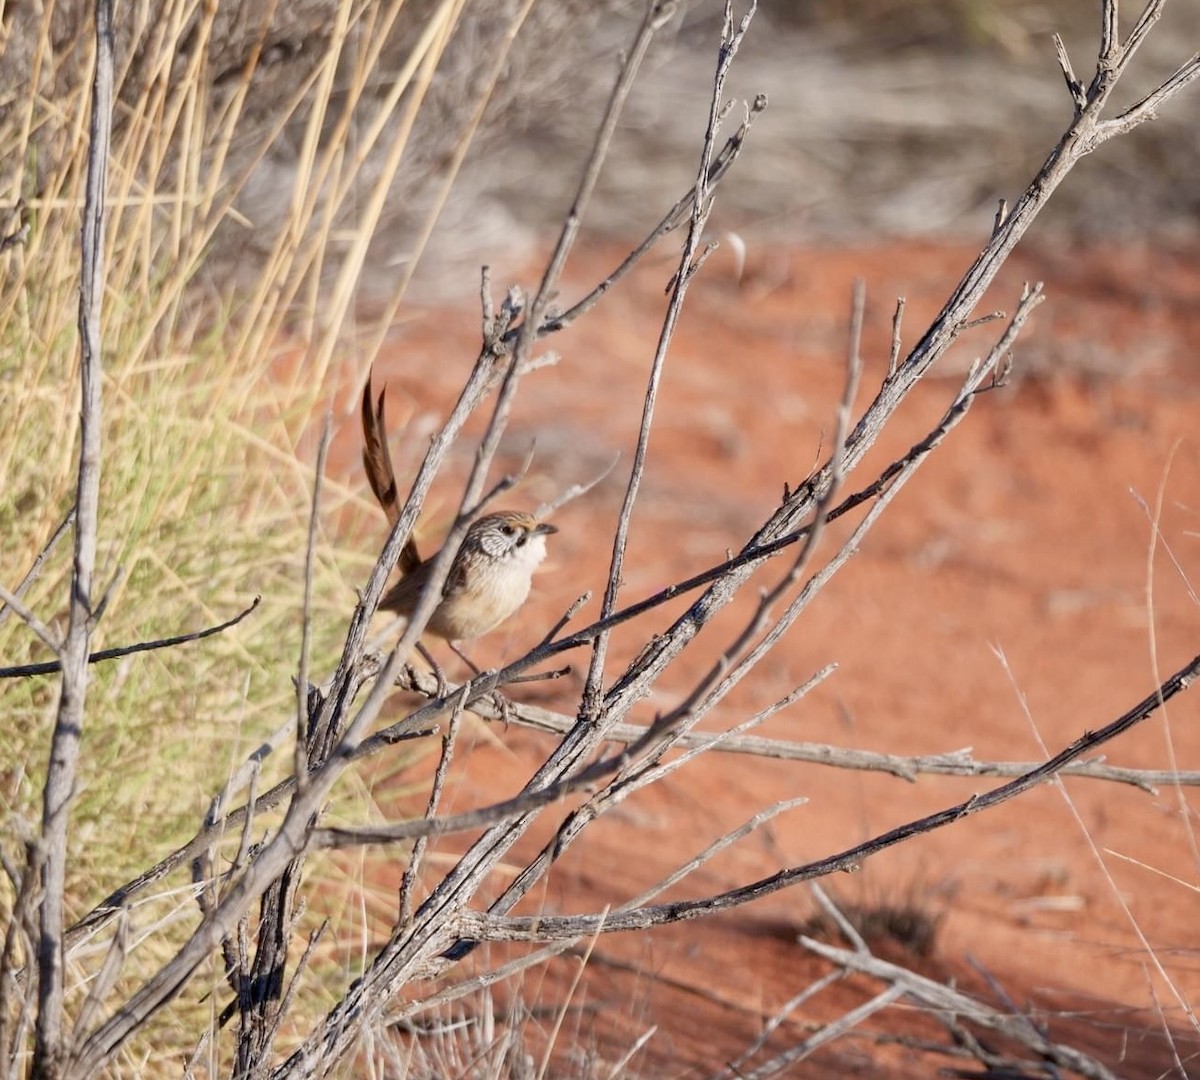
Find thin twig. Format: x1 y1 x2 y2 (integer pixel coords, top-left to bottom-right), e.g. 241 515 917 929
1098 0 1119 64
67 913 128 1055
0 597 262 679
1054 33 1086 113
0 584 61 656
739 985 906 1079
799 937 1119 1080
810 883 869 955
0 506 75 631
720 970 847 1078
296 415 333 792
534 454 619 520
886 296 905 377
538 91 766 335
390 667 1200 791
398 692 466 925
624 798 809 912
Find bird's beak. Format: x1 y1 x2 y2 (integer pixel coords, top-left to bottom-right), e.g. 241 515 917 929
533 522 558 536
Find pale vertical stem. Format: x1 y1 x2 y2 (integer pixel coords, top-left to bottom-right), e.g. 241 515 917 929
33 0 113 1073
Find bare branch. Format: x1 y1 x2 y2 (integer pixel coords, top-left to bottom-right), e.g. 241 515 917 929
398 696 465 925
296 417 333 791
34 0 114 1069
1054 33 1087 113
0 506 75 631
0 597 262 680
539 93 767 335
1121 0 1164 65
1099 0 1120 65
799 936 1119 1080
390 666 1200 791
1103 51 1200 133
0 584 62 656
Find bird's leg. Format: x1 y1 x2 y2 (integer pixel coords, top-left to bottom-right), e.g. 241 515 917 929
493 692 515 731
448 641 482 677
416 641 449 700
448 642 513 728
448 643 513 729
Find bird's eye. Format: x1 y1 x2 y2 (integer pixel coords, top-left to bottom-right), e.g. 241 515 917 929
500 523 516 536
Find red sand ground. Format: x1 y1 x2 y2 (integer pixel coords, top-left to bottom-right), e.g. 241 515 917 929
345 239 1200 1077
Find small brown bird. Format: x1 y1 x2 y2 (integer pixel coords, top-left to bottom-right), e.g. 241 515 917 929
380 510 557 641
362 374 555 644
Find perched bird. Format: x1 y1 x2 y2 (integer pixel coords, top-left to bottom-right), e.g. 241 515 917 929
379 509 556 641
362 374 555 646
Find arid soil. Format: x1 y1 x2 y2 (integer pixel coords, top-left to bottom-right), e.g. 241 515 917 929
351 237 1200 1077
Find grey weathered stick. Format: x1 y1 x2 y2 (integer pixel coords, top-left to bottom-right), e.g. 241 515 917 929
398 696 465 925
799 936 1118 1080
562 723 1200 791
0 584 61 656
296 414 332 791
741 985 906 1079
34 0 113 1072
0 506 75 631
